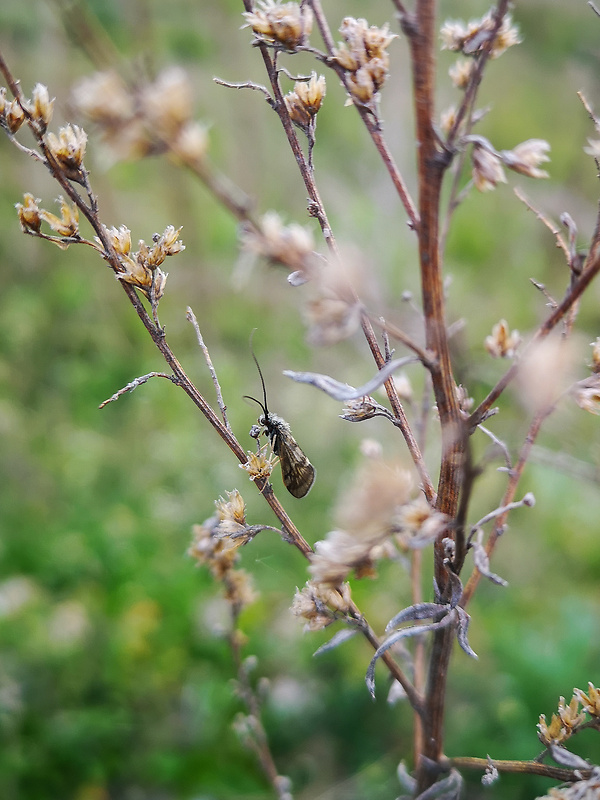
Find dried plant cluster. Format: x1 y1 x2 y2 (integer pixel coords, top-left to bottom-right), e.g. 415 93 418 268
2 1 600 798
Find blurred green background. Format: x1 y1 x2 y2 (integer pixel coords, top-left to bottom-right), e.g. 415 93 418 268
1 1 600 798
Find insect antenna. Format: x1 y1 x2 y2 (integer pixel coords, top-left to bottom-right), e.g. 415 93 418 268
245 329 270 418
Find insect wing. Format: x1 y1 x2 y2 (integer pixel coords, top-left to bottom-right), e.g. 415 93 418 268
276 429 316 498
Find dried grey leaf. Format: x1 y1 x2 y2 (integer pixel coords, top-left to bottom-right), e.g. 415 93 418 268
549 745 591 770
385 602 447 633
283 356 417 402
366 615 455 698
415 769 463 800
397 761 417 793
472 539 508 586
313 628 358 656
456 607 478 659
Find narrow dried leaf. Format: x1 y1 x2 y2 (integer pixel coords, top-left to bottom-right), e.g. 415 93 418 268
473 540 508 586
366 615 454 698
385 602 447 632
283 356 416 401
456 607 478 659
549 744 590 770
313 628 358 656
415 769 463 800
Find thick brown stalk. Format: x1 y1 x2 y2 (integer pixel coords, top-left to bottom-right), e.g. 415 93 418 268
405 2 463 790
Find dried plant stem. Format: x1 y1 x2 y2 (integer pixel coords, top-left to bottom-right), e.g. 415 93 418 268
186 306 231 431
308 0 419 229
450 755 593 783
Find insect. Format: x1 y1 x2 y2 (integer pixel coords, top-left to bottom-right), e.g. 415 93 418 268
244 344 315 499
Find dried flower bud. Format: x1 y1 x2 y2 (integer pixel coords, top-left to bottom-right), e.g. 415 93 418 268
105 225 132 255
291 580 352 631
170 121 209 166
500 139 550 179
16 193 43 233
471 142 506 191
440 13 521 59
240 211 317 280
394 497 449 550
440 105 458 136
448 59 475 89
284 73 326 130
303 296 361 347
242 1 313 50
574 683 600 717
485 319 521 358
45 124 88 182
537 712 569 746
571 376 600 415
557 695 585 731
240 446 275 484
340 395 386 422
4 96 25 133
591 338 600 372
39 196 79 237
142 67 193 139
216 489 246 526
30 83 54 131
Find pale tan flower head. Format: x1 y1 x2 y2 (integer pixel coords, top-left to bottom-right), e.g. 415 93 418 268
501 139 550 179
242 1 313 50
591 338 600 372
240 445 276 484
485 319 521 358
45 124 88 181
284 73 326 130
30 83 54 131
571 376 600 415
16 193 43 233
574 682 600 717
472 143 506 191
39 197 79 238
142 66 193 139
449 59 475 89
215 489 246 526
291 580 351 631
440 12 521 58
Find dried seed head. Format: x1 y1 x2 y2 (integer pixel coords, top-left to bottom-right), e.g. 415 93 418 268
557 695 585 731
16 193 43 233
240 211 318 280
590 338 600 372
333 17 397 105
45 124 88 182
291 580 352 631
30 83 54 131
471 142 506 191
537 712 569 746
448 59 475 89
394 497 449 550
574 683 600 717
440 12 521 59
215 489 247 526
240 445 276 484
485 319 521 358
224 569 258 608
188 518 238 578
500 139 550 179
340 395 385 422
440 105 458 136
142 66 193 139
284 73 326 130
242 1 313 50
336 458 413 541
39 196 80 237
170 120 209 166
571 375 600 415
72 70 133 124
3 95 25 133
105 225 132 255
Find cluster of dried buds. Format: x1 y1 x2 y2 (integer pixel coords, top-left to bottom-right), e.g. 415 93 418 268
95 224 184 304
538 684 600 747
333 17 397 107
0 82 54 135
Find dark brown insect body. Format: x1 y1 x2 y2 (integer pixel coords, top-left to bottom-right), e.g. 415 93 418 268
245 339 315 498
257 410 315 498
